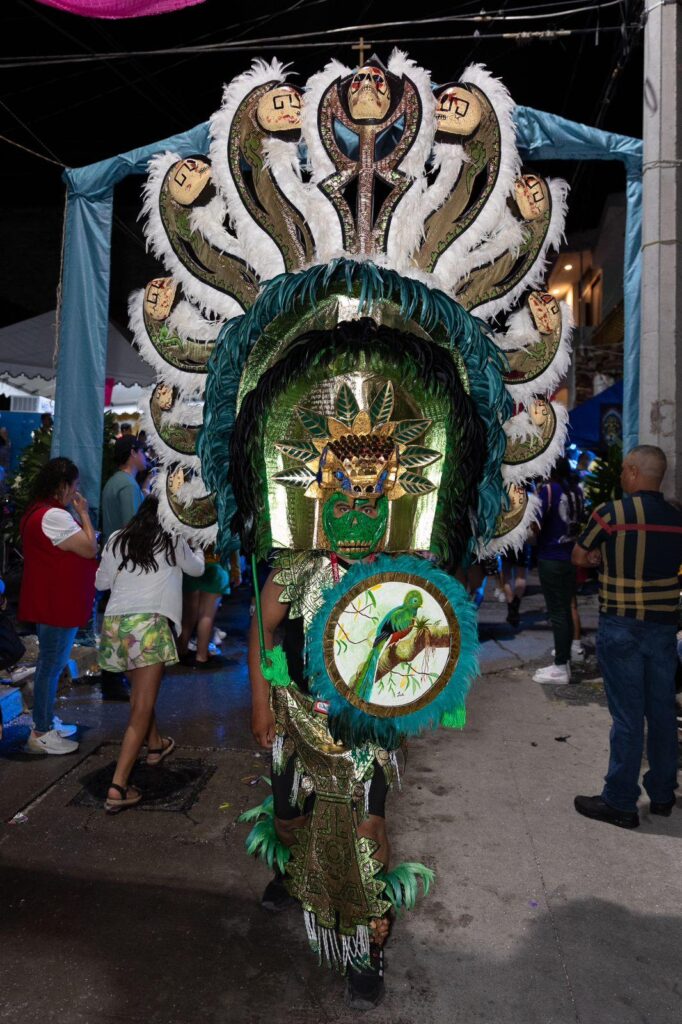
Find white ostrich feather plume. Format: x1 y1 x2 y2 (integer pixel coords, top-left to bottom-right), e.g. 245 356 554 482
210 59 290 281
153 470 217 548
428 64 520 294
138 393 202 472
501 402 569 486
472 177 569 321
479 491 542 557
300 59 351 260
140 151 244 320
189 196 247 262
128 289 207 398
504 302 574 407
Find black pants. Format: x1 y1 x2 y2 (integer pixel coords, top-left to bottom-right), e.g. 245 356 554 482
538 559 575 666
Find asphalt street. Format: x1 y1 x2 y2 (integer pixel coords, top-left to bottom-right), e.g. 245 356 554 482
1 578 680 1024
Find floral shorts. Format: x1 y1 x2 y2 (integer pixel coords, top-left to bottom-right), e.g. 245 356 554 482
99 613 178 673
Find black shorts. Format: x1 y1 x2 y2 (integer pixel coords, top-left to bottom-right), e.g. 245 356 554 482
271 754 389 820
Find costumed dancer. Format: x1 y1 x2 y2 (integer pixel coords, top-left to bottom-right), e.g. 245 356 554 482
128 52 574 1008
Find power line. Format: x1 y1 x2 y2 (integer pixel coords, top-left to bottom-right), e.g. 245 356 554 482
0 1 631 68
0 25 639 69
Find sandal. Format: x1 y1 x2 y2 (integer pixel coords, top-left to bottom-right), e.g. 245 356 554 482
146 735 175 766
104 783 142 814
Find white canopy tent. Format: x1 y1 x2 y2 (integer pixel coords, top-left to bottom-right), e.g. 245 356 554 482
0 312 155 405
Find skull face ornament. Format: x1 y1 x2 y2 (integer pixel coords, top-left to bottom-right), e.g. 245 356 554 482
256 85 303 133
514 174 550 221
528 291 561 335
435 85 482 137
322 493 390 559
168 158 211 205
348 65 390 122
144 278 177 321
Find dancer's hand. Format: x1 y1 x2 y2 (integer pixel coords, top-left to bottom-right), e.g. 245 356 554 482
252 705 276 748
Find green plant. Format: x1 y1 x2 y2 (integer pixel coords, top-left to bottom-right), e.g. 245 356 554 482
7 428 53 543
584 443 622 515
101 411 120 485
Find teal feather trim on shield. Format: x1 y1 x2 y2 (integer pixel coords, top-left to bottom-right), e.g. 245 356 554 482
198 260 511 562
378 862 435 912
238 795 290 874
305 554 479 746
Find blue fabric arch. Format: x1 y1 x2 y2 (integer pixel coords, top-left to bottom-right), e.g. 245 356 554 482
51 109 641 513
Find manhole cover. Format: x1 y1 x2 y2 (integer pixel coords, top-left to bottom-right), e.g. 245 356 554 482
70 757 217 812
541 679 608 707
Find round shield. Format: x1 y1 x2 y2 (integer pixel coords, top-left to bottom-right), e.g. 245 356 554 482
306 554 478 739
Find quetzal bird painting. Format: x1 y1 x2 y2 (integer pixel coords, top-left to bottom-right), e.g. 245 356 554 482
352 590 424 701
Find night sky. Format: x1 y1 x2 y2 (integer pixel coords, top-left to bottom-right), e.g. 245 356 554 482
2 0 644 330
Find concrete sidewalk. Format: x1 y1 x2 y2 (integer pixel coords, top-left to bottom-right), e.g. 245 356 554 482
1 584 680 1024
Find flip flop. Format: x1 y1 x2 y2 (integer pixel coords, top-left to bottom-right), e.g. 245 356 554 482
146 735 175 766
104 783 142 814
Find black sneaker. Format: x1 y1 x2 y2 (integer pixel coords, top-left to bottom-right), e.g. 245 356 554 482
345 944 385 1010
574 794 639 829
650 797 676 817
261 871 296 912
506 595 520 627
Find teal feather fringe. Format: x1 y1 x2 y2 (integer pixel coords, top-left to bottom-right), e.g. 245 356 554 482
378 862 435 912
198 260 511 562
239 796 290 874
305 554 479 745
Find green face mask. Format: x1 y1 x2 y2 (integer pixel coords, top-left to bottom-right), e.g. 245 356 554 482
322 493 389 559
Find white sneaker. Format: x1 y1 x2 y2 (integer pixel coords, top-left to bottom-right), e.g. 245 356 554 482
213 628 226 642
52 716 78 738
533 663 571 684
187 638 197 652
10 665 34 683
24 729 79 755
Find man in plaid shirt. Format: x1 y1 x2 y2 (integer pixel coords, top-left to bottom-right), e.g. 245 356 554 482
571 445 682 829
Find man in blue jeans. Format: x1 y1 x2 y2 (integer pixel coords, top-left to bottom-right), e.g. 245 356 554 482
571 445 682 828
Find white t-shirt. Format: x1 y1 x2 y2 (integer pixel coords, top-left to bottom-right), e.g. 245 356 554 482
95 532 204 633
41 508 81 546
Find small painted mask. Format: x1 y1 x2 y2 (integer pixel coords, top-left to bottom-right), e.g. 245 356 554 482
435 85 482 136
144 277 177 321
348 65 390 121
168 158 211 205
256 85 303 133
155 384 175 412
322 493 389 559
528 291 561 335
527 398 551 430
514 175 549 221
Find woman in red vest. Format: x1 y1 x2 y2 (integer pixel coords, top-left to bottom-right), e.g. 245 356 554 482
19 457 97 755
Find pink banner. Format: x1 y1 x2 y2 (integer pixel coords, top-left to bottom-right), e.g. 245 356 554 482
33 0 206 17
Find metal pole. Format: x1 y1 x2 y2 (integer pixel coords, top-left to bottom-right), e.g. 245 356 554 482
639 0 682 495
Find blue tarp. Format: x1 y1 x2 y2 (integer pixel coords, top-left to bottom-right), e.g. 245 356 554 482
52 108 642 510
568 380 623 449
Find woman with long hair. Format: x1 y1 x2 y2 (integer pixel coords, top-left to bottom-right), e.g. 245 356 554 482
532 457 585 684
96 495 204 812
19 457 97 754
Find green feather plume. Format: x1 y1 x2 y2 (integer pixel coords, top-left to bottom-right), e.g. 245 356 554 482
239 796 290 874
237 793 274 823
378 862 435 912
